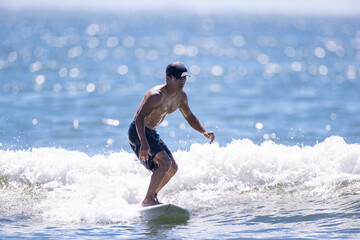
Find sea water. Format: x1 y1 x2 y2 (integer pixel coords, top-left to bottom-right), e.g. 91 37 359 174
1 9 360 239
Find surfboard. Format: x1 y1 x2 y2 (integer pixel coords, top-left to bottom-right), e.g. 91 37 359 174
139 203 190 221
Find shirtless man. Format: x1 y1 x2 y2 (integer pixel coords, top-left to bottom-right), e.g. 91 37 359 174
128 62 215 207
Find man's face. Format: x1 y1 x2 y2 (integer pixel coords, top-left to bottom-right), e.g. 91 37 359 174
170 75 187 91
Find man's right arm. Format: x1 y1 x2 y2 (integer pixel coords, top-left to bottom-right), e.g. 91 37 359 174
178 92 215 144
134 93 162 161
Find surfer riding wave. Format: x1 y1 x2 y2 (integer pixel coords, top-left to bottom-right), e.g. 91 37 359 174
128 62 215 207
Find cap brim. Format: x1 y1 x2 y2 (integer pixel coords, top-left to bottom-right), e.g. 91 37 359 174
181 72 191 77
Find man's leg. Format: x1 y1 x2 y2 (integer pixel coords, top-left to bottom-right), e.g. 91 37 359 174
142 151 171 207
155 157 178 195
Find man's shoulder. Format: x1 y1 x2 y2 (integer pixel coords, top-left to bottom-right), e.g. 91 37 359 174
146 90 162 100
177 90 188 99
176 90 188 106
147 85 164 95
144 86 163 104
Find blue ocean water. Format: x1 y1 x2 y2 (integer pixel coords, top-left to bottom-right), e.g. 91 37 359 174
1 9 360 239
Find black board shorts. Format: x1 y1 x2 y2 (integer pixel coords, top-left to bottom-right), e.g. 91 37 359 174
128 121 173 172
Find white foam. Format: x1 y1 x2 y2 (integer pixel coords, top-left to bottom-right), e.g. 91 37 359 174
1 136 360 223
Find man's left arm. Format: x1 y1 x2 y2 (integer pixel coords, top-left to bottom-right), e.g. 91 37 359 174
179 92 215 144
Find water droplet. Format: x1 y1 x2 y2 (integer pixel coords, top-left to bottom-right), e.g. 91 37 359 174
58 67 68 77
211 65 223 76
318 65 328 75
73 120 79 129
29 61 42 73
86 83 96 93
106 138 114 146
179 122 186 130
123 36 135 48
190 65 201 75
314 47 326 58
35 75 46 85
53 84 62 92
186 46 198 56
173 44 186 55
68 46 83 58
107 37 119 48
8 52 17 62
86 24 100 36
291 61 303 72
257 54 269 64
285 47 296 57
255 122 263 130
232 35 245 47
69 68 80 78
117 65 128 75
263 134 270 140
330 113 337 120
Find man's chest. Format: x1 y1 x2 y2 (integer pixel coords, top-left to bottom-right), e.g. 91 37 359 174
155 100 181 115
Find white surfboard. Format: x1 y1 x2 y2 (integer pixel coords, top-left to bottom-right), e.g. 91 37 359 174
139 203 190 221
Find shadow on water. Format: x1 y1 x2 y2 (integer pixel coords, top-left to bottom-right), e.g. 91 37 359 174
141 215 190 238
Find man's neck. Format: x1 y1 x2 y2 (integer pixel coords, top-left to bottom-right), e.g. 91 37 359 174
163 84 177 97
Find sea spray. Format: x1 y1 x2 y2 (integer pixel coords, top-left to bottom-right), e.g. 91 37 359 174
163 136 360 208
1 136 360 223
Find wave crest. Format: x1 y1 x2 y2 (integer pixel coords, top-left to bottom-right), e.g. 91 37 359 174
1 136 359 223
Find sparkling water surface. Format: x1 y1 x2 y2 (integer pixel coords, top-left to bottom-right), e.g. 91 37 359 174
1 9 360 240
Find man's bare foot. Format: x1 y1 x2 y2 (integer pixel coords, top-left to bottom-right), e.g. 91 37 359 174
142 197 162 207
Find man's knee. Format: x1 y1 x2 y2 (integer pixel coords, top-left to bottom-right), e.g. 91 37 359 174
170 159 178 173
154 151 171 172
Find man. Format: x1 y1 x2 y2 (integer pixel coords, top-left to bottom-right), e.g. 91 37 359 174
128 62 215 207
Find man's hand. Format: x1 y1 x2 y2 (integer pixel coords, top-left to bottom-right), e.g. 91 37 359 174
139 141 151 161
203 131 215 144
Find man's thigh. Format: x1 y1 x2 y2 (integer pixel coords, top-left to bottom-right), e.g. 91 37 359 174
155 150 178 170
153 150 172 165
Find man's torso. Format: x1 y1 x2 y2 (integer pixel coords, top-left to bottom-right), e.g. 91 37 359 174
134 85 184 130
